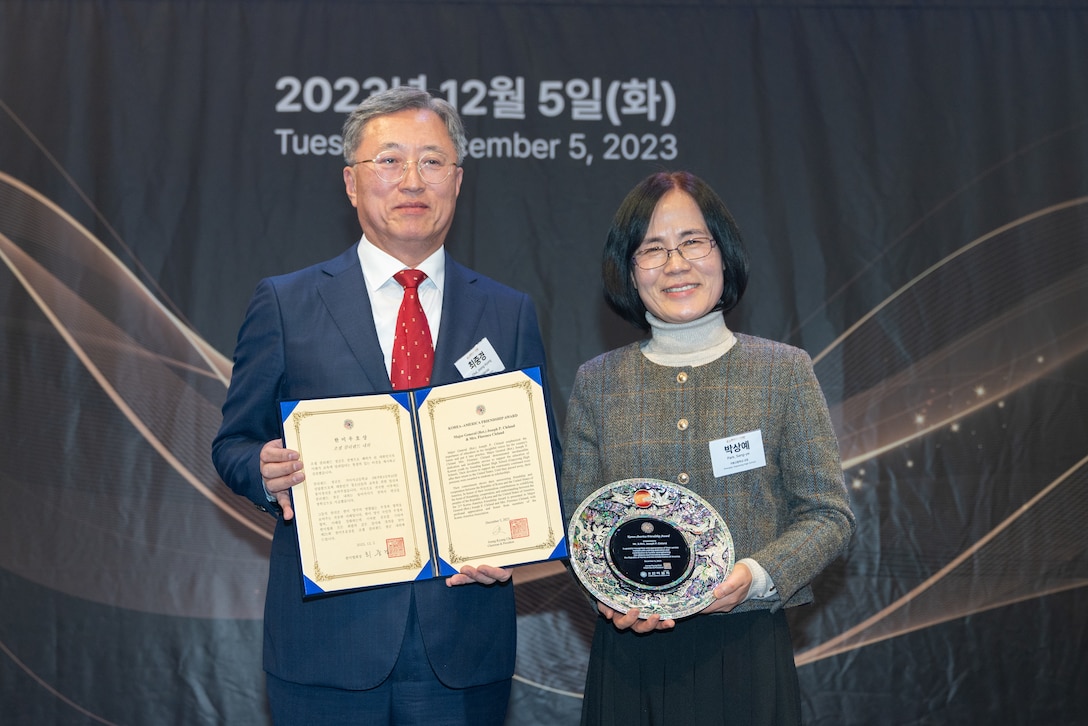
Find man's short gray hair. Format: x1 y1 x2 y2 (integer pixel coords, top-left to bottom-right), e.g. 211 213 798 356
341 86 467 165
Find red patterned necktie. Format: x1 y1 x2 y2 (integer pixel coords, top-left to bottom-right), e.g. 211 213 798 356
390 269 434 390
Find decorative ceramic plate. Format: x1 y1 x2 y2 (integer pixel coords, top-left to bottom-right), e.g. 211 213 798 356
567 478 734 620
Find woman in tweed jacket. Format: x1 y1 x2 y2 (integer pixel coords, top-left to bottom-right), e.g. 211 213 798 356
561 171 856 726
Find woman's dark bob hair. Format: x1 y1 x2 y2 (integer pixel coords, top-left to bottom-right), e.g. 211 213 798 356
603 171 749 332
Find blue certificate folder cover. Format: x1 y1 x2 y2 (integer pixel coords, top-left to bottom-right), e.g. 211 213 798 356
279 366 568 598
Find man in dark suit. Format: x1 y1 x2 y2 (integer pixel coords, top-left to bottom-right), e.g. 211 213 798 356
212 87 549 725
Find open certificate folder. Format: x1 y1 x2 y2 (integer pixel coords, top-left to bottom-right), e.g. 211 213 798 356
279 367 568 597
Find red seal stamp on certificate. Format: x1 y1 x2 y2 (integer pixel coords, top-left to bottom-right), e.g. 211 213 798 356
509 517 529 539
385 537 406 558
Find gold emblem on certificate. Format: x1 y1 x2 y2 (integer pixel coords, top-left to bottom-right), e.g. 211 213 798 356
567 478 734 620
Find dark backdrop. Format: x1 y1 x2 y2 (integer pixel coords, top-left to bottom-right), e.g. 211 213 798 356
2 1 1086 724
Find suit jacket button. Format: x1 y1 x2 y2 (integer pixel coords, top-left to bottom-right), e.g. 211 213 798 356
676 371 689 384
677 418 689 431
677 472 690 485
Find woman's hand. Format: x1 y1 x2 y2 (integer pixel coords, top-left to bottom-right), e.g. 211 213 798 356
700 561 753 615
599 602 676 633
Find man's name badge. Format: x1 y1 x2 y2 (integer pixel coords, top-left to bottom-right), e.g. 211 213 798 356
567 478 734 620
454 337 505 378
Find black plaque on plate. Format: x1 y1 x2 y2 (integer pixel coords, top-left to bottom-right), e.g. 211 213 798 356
606 517 693 591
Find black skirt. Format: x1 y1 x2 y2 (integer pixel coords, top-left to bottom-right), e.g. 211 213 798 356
580 609 802 726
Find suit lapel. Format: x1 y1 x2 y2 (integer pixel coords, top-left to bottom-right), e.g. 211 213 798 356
313 249 492 391
315 246 391 391
433 254 488 383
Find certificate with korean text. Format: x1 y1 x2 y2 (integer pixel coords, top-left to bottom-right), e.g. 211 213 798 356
280 367 566 597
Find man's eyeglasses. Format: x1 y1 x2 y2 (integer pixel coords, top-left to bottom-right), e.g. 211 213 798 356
632 238 716 270
352 153 457 185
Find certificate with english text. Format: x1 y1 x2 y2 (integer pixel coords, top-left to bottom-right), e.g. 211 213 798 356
280 367 567 597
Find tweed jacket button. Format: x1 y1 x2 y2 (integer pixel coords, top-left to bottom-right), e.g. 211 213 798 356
677 418 689 431
676 371 688 384
677 472 690 485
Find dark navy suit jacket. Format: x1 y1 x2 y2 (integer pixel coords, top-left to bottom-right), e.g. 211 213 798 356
212 244 551 690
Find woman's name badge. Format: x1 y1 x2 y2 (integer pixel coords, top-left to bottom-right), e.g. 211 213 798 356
709 429 767 477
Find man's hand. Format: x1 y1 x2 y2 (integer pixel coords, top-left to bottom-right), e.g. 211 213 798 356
446 564 513 587
260 439 304 520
